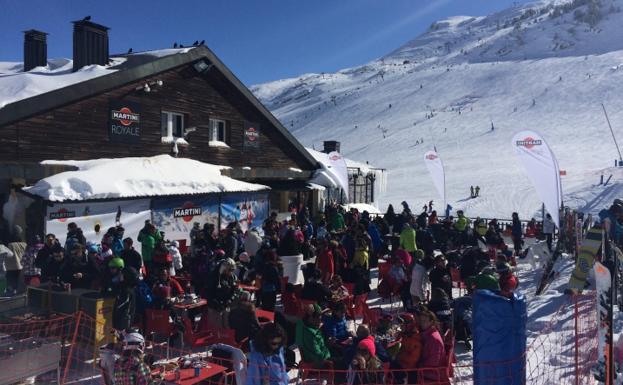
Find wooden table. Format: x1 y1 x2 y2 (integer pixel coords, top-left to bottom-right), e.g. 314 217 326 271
255 309 275 322
172 299 207 311
160 363 227 385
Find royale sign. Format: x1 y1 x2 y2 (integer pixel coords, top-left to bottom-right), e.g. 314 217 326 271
109 100 141 143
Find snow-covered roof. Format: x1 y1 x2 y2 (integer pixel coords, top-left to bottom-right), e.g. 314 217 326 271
0 48 195 109
306 147 382 174
342 203 381 215
23 155 268 202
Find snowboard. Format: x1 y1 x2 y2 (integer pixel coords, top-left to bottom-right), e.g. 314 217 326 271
536 239 564 295
568 226 602 292
593 260 613 384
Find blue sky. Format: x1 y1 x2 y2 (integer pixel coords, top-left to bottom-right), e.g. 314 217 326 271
0 0 533 85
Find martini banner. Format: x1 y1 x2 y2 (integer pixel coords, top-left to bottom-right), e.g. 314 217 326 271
512 130 562 227
424 150 446 206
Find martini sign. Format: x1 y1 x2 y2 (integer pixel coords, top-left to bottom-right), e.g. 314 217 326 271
109 100 141 143
173 202 202 222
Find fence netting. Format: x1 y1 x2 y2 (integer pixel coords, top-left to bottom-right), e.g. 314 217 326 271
0 292 597 384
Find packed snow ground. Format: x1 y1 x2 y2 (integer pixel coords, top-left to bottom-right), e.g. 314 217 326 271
253 0 623 219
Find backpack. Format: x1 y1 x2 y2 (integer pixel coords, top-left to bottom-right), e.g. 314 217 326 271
134 280 153 313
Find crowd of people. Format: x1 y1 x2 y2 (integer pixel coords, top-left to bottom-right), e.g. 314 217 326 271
0 199 528 385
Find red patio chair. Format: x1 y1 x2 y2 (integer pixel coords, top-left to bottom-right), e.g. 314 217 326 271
144 309 177 359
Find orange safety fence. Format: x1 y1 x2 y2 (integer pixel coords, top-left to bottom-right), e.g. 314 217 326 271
0 291 598 384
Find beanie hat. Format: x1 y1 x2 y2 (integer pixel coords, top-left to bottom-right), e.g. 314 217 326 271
357 336 376 356
474 273 501 291
238 252 250 263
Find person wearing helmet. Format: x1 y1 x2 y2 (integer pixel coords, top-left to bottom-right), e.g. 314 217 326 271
113 331 157 385
102 257 139 331
497 262 518 297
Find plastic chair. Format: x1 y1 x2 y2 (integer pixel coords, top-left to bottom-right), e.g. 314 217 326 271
348 293 369 322
181 316 216 349
144 309 177 359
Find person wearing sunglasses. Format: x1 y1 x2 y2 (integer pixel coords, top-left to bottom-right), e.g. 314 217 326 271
247 323 289 385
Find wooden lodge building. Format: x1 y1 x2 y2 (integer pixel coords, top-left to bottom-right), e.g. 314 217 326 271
0 19 327 239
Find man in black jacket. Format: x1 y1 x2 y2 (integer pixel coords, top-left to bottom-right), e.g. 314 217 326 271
39 244 72 285
35 234 59 270
120 238 142 272
429 255 453 299
205 258 238 328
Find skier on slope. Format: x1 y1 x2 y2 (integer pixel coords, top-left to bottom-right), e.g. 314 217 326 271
470 186 474 199
475 186 480 197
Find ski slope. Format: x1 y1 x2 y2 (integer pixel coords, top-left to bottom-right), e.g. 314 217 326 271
253 0 623 219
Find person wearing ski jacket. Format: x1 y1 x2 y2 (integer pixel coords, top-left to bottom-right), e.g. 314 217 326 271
429 255 453 299
246 323 289 385
497 262 518 297
137 223 161 271
244 228 263 258
331 212 346 232
119 238 142 273
542 214 556 251
454 211 469 232
511 213 523 254
410 257 432 304
367 222 382 254
396 313 422 370
296 304 331 366
417 310 447 382
399 223 417 253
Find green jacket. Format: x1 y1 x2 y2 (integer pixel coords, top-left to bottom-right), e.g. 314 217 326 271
399 226 417 252
295 320 330 364
137 229 161 262
455 216 469 232
331 213 346 231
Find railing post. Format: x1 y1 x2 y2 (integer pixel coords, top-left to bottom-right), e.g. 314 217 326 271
61 311 82 385
574 296 579 385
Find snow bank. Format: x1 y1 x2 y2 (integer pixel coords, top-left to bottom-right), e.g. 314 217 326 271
24 155 268 202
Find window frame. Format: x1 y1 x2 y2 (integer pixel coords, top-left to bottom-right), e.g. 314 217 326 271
161 110 186 138
209 118 228 144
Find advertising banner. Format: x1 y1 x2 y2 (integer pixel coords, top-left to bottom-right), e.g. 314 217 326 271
327 151 349 201
220 192 269 233
46 199 151 245
152 195 220 242
423 150 446 206
512 130 562 227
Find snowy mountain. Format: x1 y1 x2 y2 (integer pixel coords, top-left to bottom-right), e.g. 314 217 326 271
252 0 623 219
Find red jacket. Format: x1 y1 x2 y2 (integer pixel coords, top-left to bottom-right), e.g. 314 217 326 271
499 273 518 297
316 250 335 276
418 326 447 381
